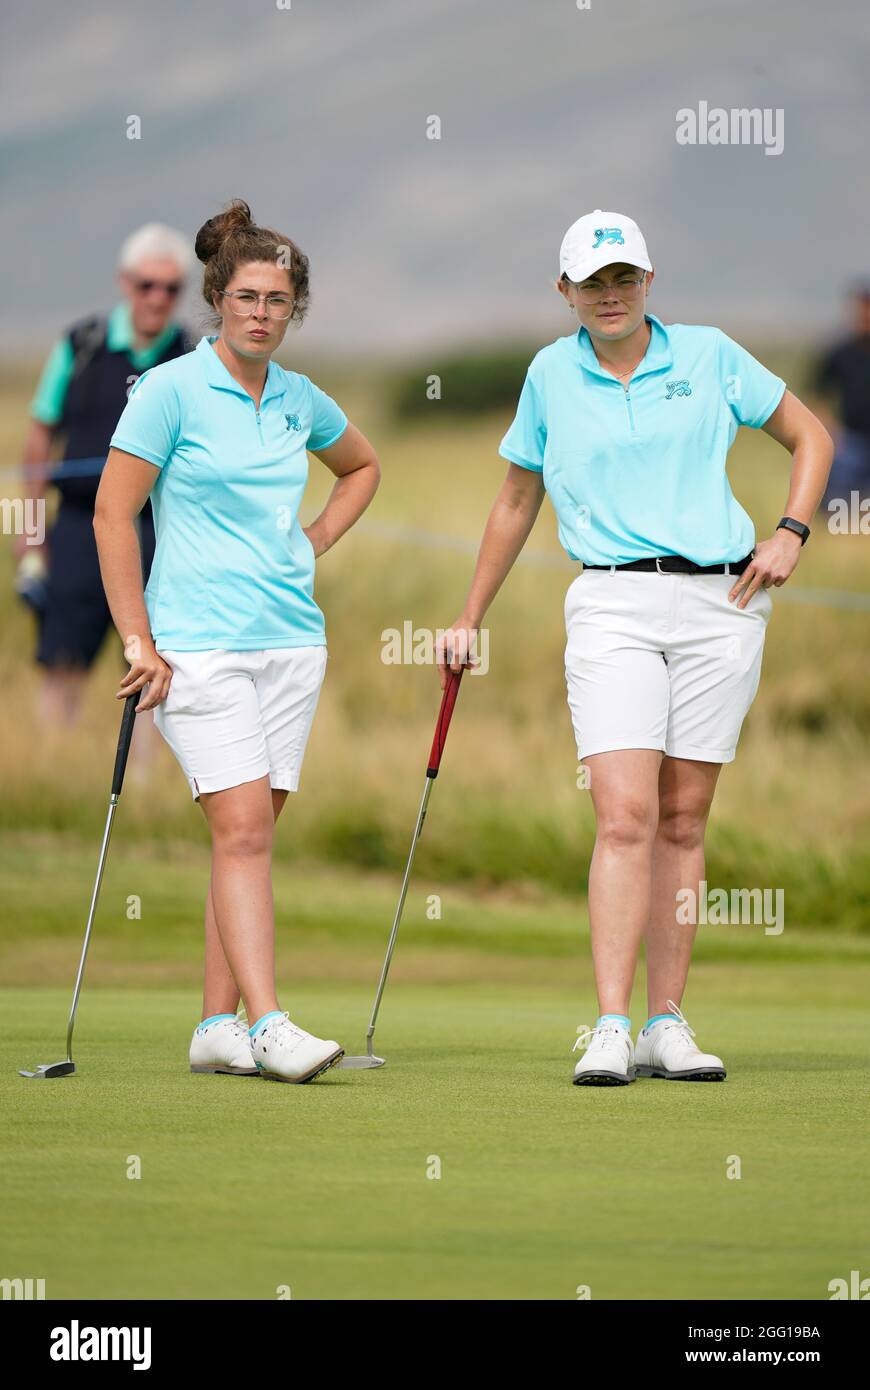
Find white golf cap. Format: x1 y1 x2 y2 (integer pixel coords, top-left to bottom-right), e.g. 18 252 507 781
559 210 652 282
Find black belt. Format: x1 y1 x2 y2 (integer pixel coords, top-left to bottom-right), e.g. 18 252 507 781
583 551 753 576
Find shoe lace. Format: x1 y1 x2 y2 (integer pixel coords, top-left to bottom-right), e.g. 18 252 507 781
572 1020 627 1053
233 1009 306 1037
657 999 696 1043
261 1010 309 1043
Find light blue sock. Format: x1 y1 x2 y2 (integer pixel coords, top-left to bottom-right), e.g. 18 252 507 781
644 1012 679 1032
248 1010 284 1038
198 1013 236 1029
598 1013 631 1030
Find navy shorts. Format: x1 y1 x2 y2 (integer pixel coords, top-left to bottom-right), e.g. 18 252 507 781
37 499 156 670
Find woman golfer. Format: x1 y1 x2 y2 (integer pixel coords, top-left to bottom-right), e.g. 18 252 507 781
439 209 832 1086
94 200 380 1082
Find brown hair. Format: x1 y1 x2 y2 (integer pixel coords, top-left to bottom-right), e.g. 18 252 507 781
194 199 310 327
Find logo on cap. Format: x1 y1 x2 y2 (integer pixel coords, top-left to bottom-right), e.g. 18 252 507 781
592 227 625 249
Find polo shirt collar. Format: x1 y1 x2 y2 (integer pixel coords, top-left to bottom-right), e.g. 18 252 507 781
575 312 673 382
107 302 180 368
196 335 284 405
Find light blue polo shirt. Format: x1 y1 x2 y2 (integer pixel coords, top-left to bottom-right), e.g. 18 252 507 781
110 336 348 650
499 314 786 567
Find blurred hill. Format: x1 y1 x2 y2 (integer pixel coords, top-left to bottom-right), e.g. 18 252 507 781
1 0 868 355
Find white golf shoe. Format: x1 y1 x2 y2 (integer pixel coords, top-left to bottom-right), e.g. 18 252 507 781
189 1013 259 1076
572 1017 636 1086
250 1011 344 1084
635 1000 726 1081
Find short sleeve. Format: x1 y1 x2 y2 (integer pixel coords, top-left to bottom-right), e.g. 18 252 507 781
717 330 786 428
306 378 348 451
110 366 181 469
31 337 75 426
498 368 547 472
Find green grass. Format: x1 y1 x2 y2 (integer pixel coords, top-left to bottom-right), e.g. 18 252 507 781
1 349 868 1299
4 980 867 1301
2 833 869 1301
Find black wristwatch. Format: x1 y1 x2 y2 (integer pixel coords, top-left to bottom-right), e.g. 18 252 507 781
776 516 811 546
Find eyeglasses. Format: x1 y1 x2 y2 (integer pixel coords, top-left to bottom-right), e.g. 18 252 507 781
219 290 294 320
133 279 182 297
571 274 646 306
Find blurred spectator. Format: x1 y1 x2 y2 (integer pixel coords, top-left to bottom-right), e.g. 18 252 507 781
814 283 870 515
18 224 193 726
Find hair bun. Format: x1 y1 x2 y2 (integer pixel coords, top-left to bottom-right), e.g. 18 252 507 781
194 199 253 263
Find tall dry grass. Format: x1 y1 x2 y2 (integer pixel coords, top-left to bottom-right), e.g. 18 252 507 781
1 359 868 929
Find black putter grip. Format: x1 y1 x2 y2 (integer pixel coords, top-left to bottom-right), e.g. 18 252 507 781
111 689 141 796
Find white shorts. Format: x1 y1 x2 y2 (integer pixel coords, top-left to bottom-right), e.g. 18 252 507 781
564 570 773 765
153 645 328 801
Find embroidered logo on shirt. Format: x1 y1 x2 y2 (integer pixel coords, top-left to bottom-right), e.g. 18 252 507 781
285 413 302 431
591 227 625 249
665 379 693 399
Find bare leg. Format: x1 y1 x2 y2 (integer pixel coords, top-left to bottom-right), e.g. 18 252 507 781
200 788 288 1019
39 666 88 726
128 709 161 773
585 749 662 1017
201 876 241 1020
645 757 722 1017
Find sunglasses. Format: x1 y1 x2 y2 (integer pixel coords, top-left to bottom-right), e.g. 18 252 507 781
133 279 183 297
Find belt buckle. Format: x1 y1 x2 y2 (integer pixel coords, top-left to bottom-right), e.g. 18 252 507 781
655 556 665 574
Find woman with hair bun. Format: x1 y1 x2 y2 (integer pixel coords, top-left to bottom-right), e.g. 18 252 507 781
94 200 380 1083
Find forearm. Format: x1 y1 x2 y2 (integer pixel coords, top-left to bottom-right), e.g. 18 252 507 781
763 393 834 525
781 420 834 522
21 421 54 504
92 513 153 656
306 458 380 555
460 490 541 626
808 396 838 438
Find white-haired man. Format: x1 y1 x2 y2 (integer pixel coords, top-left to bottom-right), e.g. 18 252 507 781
19 223 193 724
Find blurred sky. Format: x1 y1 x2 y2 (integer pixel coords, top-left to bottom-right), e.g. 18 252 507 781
2 0 868 356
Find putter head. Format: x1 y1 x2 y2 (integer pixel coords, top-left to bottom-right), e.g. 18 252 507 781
338 1054 386 1070
19 1061 75 1079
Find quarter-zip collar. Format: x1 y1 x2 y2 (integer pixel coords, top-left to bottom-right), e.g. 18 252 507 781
196 334 284 407
574 313 673 384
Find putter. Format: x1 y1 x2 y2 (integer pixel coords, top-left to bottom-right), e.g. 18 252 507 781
341 665 465 1069
19 687 141 1078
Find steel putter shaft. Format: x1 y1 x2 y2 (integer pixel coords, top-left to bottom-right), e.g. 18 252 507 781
19 689 140 1080
340 667 465 1070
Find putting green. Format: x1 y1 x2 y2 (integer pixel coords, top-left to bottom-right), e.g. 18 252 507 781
3 969 867 1301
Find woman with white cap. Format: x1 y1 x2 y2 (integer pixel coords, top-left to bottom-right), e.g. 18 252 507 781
439 210 832 1086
